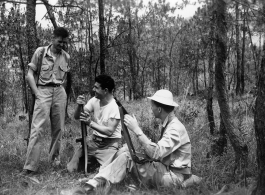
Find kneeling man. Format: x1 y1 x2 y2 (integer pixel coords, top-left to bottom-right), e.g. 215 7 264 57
67 75 121 173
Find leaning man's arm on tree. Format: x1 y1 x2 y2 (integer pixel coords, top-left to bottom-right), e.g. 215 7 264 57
26 47 44 96
26 69 39 95
28 47 44 71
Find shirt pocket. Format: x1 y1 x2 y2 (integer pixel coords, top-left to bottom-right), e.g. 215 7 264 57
40 64 52 81
56 63 69 80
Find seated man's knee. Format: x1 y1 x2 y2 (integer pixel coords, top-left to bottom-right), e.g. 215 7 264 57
114 144 129 158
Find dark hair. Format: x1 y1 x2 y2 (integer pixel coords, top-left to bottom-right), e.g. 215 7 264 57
53 27 69 38
95 74 115 93
151 100 175 113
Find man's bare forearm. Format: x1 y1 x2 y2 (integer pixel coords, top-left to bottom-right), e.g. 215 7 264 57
26 69 39 95
90 120 118 137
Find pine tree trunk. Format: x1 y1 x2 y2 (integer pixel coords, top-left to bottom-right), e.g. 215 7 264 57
252 42 265 195
98 0 105 74
240 8 246 94
235 1 241 95
26 0 37 63
26 0 38 128
207 14 215 135
127 5 138 100
214 0 248 178
18 41 28 112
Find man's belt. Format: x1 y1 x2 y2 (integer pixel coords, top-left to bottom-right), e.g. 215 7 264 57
92 134 120 143
38 83 61 87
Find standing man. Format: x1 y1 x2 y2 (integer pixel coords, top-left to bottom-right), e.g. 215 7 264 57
22 27 70 175
76 89 201 194
67 74 121 173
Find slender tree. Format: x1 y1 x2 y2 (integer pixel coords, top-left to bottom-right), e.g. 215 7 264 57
240 7 246 94
26 0 38 121
214 0 248 180
207 4 216 135
235 1 241 95
98 0 105 74
253 41 265 195
252 4 265 194
26 0 38 61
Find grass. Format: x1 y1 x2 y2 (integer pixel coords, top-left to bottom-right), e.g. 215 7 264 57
0 96 257 195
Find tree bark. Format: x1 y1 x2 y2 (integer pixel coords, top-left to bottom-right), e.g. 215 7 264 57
210 114 227 157
246 14 258 79
240 8 246 94
18 40 28 112
26 0 38 120
214 0 248 178
207 11 216 135
127 3 139 100
88 9 94 95
98 0 105 74
235 1 241 96
252 42 265 195
26 0 38 63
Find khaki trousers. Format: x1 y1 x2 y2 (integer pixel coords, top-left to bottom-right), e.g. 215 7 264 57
87 147 184 189
24 86 67 171
67 137 120 173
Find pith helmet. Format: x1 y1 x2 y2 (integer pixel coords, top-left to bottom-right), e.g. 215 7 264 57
147 89 179 107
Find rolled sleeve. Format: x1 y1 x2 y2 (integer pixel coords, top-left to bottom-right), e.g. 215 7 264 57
28 47 45 72
28 62 37 71
84 98 94 113
109 106 120 120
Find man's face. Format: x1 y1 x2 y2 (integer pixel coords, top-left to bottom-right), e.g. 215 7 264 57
53 36 68 52
151 101 160 118
93 82 106 99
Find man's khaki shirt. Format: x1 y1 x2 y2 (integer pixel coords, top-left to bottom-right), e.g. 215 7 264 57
28 44 70 85
144 112 191 169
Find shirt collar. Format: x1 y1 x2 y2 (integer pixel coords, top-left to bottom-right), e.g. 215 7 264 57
46 44 62 56
162 111 175 128
42 44 51 57
42 45 49 57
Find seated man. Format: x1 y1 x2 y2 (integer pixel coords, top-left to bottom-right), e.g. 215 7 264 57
76 89 201 193
67 74 121 172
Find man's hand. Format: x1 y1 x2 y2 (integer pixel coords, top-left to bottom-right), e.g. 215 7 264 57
79 110 91 125
124 114 142 135
76 95 86 105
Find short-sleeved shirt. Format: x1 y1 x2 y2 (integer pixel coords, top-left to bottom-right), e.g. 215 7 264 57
84 97 121 139
28 44 70 85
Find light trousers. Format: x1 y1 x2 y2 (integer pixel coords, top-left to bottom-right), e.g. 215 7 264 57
67 138 120 173
87 147 184 189
24 86 67 171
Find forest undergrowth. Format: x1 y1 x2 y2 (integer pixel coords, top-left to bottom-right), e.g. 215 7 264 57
0 94 257 195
